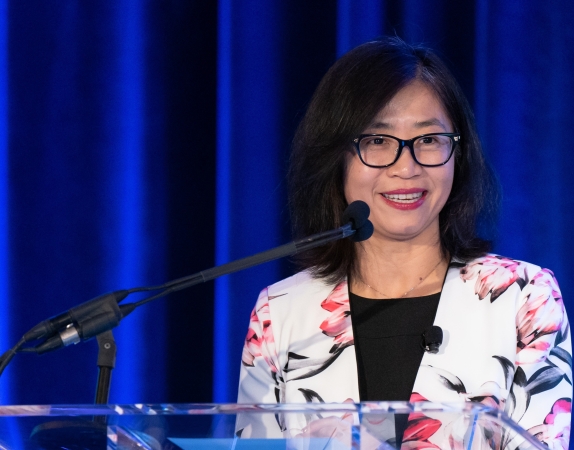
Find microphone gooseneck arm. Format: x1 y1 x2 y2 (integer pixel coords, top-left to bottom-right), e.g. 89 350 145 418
133 222 359 308
0 201 373 375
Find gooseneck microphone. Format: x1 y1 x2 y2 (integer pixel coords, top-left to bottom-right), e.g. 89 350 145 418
0 201 373 374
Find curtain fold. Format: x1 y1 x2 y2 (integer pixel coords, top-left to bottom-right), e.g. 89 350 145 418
0 0 7 406
476 0 574 288
214 0 287 403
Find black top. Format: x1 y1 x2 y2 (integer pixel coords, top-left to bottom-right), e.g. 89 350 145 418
349 292 441 401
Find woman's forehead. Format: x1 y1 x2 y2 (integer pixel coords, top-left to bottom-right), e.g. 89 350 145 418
364 82 452 133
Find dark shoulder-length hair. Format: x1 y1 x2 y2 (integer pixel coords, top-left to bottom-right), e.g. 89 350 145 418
288 37 500 283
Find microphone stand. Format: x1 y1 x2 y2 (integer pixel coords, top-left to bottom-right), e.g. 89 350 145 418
30 332 117 449
8 201 373 448
94 331 116 406
26 225 361 448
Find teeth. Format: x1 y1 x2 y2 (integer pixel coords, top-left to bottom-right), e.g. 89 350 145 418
383 192 423 203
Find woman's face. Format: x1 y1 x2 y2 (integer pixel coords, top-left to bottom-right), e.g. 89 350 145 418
344 81 455 244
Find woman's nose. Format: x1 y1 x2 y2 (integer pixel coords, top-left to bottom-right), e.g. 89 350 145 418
388 145 422 177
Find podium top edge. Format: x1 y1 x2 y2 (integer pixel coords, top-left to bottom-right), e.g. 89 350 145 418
0 401 498 417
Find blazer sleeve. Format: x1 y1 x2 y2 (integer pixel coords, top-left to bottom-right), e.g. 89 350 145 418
236 287 284 438
511 268 572 449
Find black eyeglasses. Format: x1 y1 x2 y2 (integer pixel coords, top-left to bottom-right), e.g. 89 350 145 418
352 133 461 168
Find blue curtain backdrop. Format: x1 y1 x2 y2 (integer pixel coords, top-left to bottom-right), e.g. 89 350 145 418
0 0 572 423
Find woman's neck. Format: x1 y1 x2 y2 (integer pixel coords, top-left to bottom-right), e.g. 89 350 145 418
350 235 449 299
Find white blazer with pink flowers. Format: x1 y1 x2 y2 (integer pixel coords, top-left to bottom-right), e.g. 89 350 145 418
237 255 572 449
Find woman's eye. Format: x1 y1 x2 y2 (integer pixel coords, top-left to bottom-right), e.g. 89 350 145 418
367 137 389 146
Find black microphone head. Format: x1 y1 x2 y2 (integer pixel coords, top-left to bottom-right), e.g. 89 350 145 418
342 201 370 230
342 201 373 242
423 325 443 354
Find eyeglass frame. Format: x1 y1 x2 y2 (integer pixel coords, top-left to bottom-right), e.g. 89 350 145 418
351 132 461 168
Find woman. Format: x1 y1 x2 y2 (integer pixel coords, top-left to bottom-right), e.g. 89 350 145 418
237 38 572 449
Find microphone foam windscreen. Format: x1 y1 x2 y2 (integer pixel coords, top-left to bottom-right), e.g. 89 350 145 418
425 326 443 343
342 201 370 230
351 220 374 242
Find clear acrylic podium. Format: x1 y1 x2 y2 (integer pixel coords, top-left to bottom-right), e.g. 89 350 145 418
0 402 547 449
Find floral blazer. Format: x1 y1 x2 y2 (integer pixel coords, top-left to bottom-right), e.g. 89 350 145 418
237 255 572 449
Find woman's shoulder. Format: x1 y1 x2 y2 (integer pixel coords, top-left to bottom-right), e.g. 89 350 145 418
453 253 542 271
251 270 346 320
249 271 348 339
453 253 550 284
451 253 561 302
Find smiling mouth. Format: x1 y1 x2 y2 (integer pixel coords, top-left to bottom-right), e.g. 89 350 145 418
382 192 424 203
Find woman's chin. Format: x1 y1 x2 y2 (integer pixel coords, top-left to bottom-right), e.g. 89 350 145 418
369 223 440 244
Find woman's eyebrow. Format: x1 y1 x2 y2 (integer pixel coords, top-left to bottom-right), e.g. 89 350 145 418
365 121 392 130
365 118 448 131
414 118 448 130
